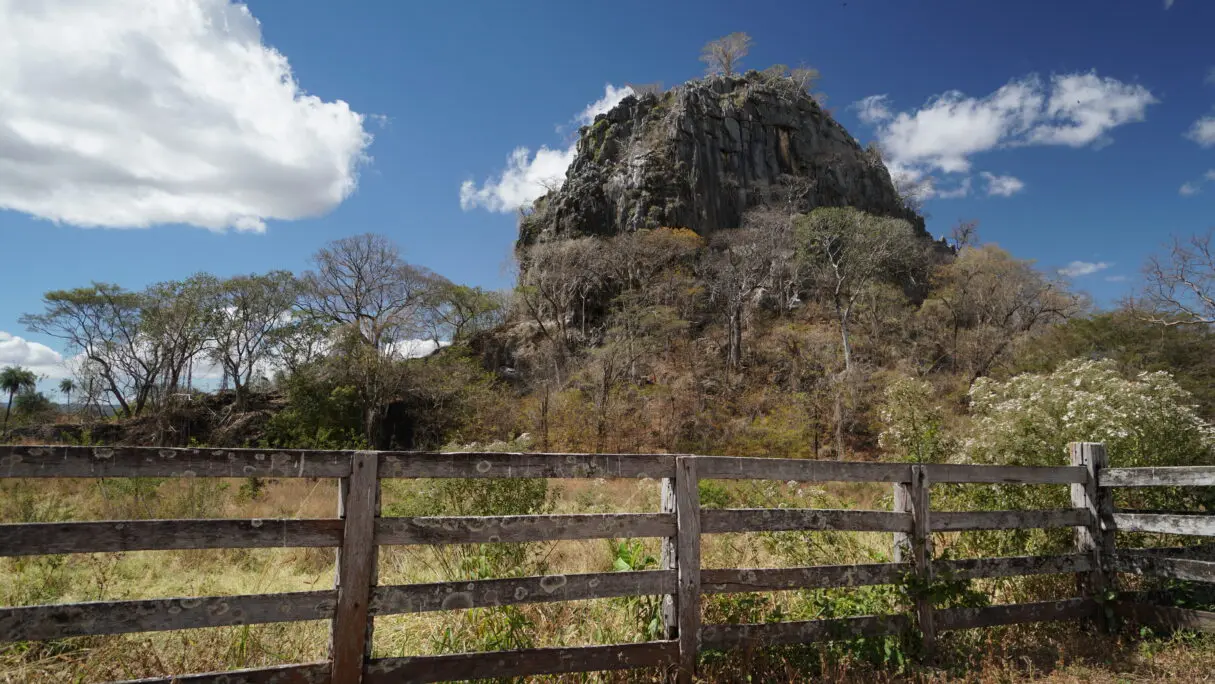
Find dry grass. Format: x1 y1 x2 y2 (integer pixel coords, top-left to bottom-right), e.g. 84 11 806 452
2 478 1212 683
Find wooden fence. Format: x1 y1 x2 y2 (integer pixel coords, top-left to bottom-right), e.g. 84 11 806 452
0 443 1213 684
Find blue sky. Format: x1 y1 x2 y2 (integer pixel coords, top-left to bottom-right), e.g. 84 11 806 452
1 0 1213 381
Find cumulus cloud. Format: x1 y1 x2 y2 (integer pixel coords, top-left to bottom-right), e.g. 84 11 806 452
0 0 372 232
460 84 634 213
855 71 1155 200
980 172 1025 197
1180 181 1201 196
1059 261 1113 277
0 332 66 378
1186 117 1215 147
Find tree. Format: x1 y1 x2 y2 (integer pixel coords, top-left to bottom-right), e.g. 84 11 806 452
700 32 752 76
208 271 299 408
142 274 217 397
299 234 443 444
59 378 75 411
795 207 921 372
1141 229 1215 326
425 284 508 346
703 229 772 371
920 245 1079 382
20 283 157 417
1 366 37 435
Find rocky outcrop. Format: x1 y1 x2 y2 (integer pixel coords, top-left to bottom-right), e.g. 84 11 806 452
519 73 923 247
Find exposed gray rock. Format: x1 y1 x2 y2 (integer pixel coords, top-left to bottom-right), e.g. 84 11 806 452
518 73 923 248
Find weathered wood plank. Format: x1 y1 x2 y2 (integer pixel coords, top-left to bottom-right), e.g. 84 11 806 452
1108 554 1215 583
931 509 1089 532
660 476 678 642
111 663 331 684
1113 602 1215 633
376 513 675 545
1071 442 1112 631
1100 466 1215 488
936 554 1092 580
695 456 911 483
700 614 911 650
0 591 335 642
1112 513 1215 537
674 456 701 684
361 641 679 684
371 570 676 615
0 519 343 557
1117 543 1215 560
926 463 1086 485
701 509 912 534
330 451 378 684
378 452 675 479
909 465 935 652
702 563 908 594
935 598 1096 631
0 445 351 478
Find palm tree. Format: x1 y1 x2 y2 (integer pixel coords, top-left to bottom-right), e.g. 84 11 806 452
59 378 76 413
2 366 38 435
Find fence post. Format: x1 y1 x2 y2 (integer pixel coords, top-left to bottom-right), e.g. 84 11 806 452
331 451 380 683
1070 442 1113 631
896 465 935 655
673 456 701 684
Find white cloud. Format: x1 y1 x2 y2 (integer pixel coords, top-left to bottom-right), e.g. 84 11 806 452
1059 261 1113 277
461 84 633 213
935 177 972 199
1180 181 1201 196
1186 117 1215 146
1164 0 1175 8
856 71 1155 199
0 332 66 378
0 0 371 232
980 172 1025 197
853 95 893 125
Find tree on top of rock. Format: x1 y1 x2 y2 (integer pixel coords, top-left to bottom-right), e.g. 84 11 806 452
700 32 752 77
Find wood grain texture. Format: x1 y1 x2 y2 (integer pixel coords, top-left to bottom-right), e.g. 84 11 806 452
702 563 908 594
362 641 679 684
909 465 935 652
330 451 378 684
674 456 701 684
1112 513 1215 537
1100 466 1215 488
930 509 1089 532
0 445 351 478
695 457 910 483
1108 554 1215 583
1071 442 1112 631
700 614 911 650
111 663 331 684
926 464 1086 484
936 554 1092 580
660 477 678 642
0 591 335 642
0 519 342 557
376 513 675 545
1113 602 1215 633
378 452 675 479
935 598 1096 631
701 508 912 534
371 570 676 615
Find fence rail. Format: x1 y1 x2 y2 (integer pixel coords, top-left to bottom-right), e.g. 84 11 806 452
1 443 1212 684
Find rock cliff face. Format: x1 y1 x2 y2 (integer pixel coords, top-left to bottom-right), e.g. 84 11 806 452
519 74 923 247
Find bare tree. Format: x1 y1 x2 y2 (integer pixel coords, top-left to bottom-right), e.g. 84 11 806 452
796 208 920 372
1141 230 1215 326
299 234 442 444
700 32 752 77
300 233 439 350
703 229 771 371
921 244 1080 382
